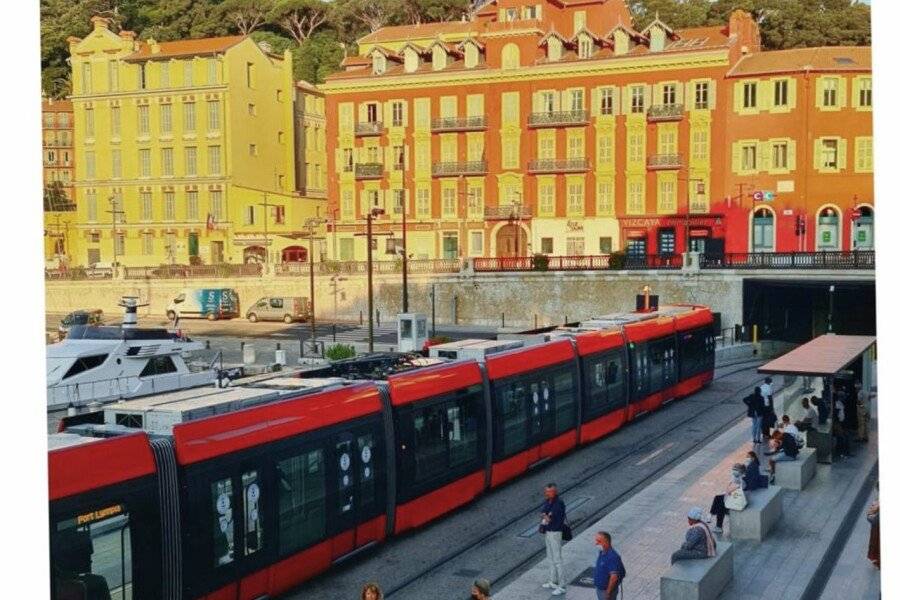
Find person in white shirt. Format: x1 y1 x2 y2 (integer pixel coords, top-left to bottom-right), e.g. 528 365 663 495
797 397 818 432
759 377 775 438
780 415 801 441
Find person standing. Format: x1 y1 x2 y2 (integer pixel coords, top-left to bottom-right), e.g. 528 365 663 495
593 531 625 600
471 578 491 600
856 382 870 443
760 377 776 438
743 387 765 443
540 483 567 596
867 487 880 569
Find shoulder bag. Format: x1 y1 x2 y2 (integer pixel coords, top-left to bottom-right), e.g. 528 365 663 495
724 487 748 511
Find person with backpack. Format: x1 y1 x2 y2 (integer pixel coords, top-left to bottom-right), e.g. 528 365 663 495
539 483 568 596
742 387 765 443
593 531 625 600
765 430 798 484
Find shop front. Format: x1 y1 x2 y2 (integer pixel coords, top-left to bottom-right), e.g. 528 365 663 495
619 215 725 258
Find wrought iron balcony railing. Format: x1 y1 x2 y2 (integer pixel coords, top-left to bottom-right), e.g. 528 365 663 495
432 161 487 177
647 153 684 170
527 158 589 173
527 110 589 128
431 116 487 132
647 103 685 122
484 204 533 220
354 163 384 179
354 121 383 136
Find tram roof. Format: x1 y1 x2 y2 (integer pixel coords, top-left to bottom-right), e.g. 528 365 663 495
758 334 876 377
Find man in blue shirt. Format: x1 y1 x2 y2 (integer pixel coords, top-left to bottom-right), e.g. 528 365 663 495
593 531 625 600
540 483 567 596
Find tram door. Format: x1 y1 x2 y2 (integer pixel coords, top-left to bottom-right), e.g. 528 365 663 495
331 430 378 558
629 344 650 402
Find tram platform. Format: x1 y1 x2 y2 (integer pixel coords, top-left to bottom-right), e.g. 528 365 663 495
494 381 879 600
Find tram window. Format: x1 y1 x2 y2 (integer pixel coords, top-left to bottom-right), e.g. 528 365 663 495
52 507 133 600
446 404 478 468
357 433 376 507
211 478 235 567
500 384 528 456
139 355 177 377
335 436 355 514
276 449 326 555
606 356 624 405
63 354 108 379
241 470 263 556
554 371 576 433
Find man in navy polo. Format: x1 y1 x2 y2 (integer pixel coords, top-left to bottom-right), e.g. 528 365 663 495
539 483 567 596
593 530 625 600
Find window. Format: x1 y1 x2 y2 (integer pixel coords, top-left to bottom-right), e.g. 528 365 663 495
541 237 554 254
858 77 872 107
539 182 555 215
658 178 676 213
691 129 709 161
662 83 676 106
110 106 121 137
523 4 538 18
392 145 405 170
210 190 223 220
469 231 484 255
277 449 326 554
742 82 757 109
741 144 757 171
85 152 96 179
416 188 430 218
108 61 119 91
567 133 584 159
442 187 457 218
502 92 519 125
569 89 584 112
599 237 612 254
208 146 221 175
630 86 645 113
86 192 98 221
140 192 153 221
366 103 379 123
159 62 170 87
391 101 404 126
84 108 94 138
111 149 121 179
567 180 584 215
772 142 788 170
600 88 614 115
207 59 218 84
81 62 92 94
184 102 196 132
339 238 354 260
141 232 154 255
138 148 151 177
140 355 177 376
821 139 838 169
137 63 146 89
160 104 172 135
582 351 625 417
597 180 613 215
773 79 789 107
187 190 199 220
392 189 405 215
597 135 613 166
856 137 873 172
138 105 150 136
578 37 593 59
62 353 107 379
540 91 555 113
244 205 256 225
627 131 644 164
822 78 838 107
183 61 193 86
161 147 174 176
114 232 125 256
626 179 644 214
658 229 675 255
566 236 585 256
211 478 234 566
246 62 256 87
442 232 459 259
184 146 197 176
164 191 175 220
501 43 520 69
248 103 256 116
373 53 386 75
249 144 257 156
207 100 221 131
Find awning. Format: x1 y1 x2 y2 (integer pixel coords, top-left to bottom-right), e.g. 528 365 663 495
758 334 876 377
625 230 647 239
689 228 710 237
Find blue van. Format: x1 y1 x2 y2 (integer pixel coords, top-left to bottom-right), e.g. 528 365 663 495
166 288 240 321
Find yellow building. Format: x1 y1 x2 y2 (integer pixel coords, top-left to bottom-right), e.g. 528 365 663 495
67 16 324 268
42 98 77 267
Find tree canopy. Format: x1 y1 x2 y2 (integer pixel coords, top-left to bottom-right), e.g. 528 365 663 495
41 0 870 98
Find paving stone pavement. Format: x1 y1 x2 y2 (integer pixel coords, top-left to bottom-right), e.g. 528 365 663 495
818 487 881 600
494 383 879 600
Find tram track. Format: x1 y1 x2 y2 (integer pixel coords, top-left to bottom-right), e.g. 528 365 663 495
381 359 767 599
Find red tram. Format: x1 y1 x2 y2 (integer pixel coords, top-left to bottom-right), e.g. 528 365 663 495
48 305 715 600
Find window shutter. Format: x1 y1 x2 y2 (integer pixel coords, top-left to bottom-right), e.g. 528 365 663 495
404 144 410 171
733 82 743 113
758 80 772 111
838 138 848 170
787 78 797 110
851 77 860 109
403 100 409 126
612 87 620 115
591 87 600 116
759 141 771 172
787 139 797 171
815 78 824 109
731 142 741 174
532 91 540 113
708 80 717 110
377 146 384 164
643 84 651 109
675 82 684 106
813 138 822 171
837 78 848 109
560 89 569 111
622 86 630 113
358 103 366 123
686 81 695 111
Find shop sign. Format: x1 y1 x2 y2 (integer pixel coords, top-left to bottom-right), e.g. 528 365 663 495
566 220 584 232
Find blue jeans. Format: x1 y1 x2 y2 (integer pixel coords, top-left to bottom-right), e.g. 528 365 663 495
751 416 763 441
597 586 620 600
772 451 796 463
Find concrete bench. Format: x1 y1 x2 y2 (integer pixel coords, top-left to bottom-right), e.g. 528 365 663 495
806 425 835 463
777 448 817 490
660 541 733 600
729 485 784 541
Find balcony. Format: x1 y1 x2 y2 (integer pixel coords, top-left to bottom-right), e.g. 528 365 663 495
432 161 487 177
484 204 533 220
647 153 683 170
527 110 589 128
431 116 487 132
647 103 685 122
355 121 383 136
528 158 589 173
354 163 383 179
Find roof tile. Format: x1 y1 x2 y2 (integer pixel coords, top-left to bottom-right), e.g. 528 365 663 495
125 35 247 61
728 46 871 77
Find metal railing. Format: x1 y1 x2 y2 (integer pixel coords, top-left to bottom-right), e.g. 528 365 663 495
698 251 875 270
484 205 533 220
45 267 113 280
527 158 589 173
647 153 683 170
355 163 384 179
527 110 589 127
275 259 461 276
354 121 383 136
432 161 487 176
647 103 685 121
431 116 487 132
472 254 683 272
123 263 263 279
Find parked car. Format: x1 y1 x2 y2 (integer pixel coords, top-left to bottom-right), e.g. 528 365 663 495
58 309 104 338
166 288 240 321
246 296 310 324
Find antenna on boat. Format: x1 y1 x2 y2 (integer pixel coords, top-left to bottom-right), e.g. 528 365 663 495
118 296 149 329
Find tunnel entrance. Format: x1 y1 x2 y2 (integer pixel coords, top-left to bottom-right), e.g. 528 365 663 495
743 279 876 343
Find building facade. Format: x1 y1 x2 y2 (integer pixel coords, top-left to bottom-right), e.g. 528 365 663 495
42 98 77 264
66 16 324 268
720 46 873 253
321 0 872 261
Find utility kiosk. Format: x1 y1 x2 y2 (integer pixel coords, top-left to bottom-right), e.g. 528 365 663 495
397 313 428 352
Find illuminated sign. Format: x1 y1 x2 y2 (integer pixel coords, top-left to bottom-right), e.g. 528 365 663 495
76 504 123 526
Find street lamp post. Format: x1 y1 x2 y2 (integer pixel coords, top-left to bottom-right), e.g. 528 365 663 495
401 192 408 313
106 195 125 272
304 216 327 349
366 207 385 352
682 178 705 253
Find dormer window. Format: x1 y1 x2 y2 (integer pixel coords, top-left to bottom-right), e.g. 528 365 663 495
547 37 563 61
505 8 518 21
373 52 386 75
522 5 538 19
614 30 630 56
650 26 665 52
433 45 447 71
404 47 419 73
464 43 479 68
578 35 593 59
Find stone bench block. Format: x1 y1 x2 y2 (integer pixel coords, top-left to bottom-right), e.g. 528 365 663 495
777 448 817 490
661 541 733 600
729 485 783 541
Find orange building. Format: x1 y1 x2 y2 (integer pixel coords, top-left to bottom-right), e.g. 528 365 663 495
720 47 873 253
321 0 871 261
42 98 77 263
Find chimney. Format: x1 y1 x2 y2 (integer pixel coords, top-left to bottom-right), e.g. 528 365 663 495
90 16 110 31
119 30 136 41
147 38 161 54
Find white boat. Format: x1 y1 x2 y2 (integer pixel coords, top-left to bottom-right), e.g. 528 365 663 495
46 298 219 410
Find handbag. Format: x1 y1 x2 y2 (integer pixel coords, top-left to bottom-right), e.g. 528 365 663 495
724 488 747 511
562 521 573 542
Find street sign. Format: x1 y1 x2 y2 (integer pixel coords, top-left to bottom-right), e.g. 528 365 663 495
752 191 776 202
850 208 862 220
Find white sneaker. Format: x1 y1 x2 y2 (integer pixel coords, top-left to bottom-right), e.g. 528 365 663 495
714 526 723 534
551 587 566 596
541 582 556 589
